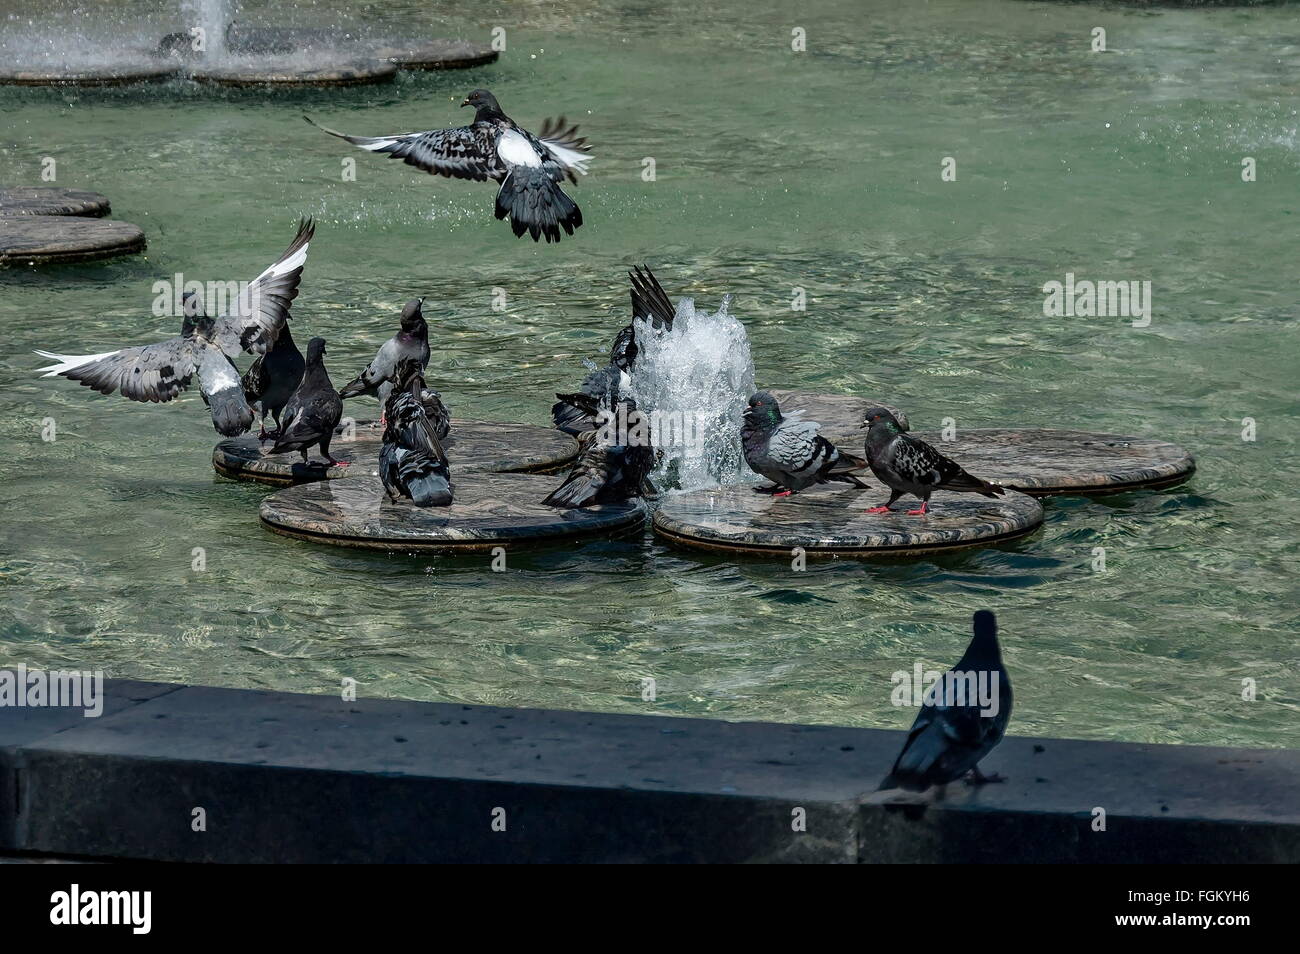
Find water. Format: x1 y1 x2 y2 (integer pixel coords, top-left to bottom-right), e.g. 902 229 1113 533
1 0 1298 749
629 294 757 491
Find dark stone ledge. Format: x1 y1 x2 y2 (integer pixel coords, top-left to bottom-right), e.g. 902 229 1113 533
1 676 1295 863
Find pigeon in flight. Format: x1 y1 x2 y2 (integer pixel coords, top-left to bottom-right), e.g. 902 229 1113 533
241 323 305 441
552 266 675 436
543 398 656 509
269 337 345 465
338 298 430 411
861 407 1005 516
878 610 1012 792
741 391 870 496
35 218 314 437
379 360 453 507
305 88 591 243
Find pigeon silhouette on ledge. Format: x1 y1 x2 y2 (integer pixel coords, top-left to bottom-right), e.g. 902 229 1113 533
741 391 870 496
35 218 314 437
879 610 1012 792
861 407 1005 516
306 89 591 243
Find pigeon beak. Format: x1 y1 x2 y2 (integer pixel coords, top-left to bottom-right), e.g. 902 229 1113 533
461 98 471 107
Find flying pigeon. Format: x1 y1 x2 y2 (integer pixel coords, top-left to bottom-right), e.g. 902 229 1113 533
861 407 1005 516
878 610 1012 792
543 398 656 509
241 323 306 441
741 391 870 496
553 266 675 435
338 298 430 411
269 337 345 465
305 89 591 244
35 218 314 437
379 361 453 507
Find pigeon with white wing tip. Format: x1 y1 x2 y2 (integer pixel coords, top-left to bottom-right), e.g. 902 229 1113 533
553 265 675 436
305 89 591 243
741 391 870 496
270 337 345 466
878 610 1012 792
861 407 1005 516
338 298 431 411
34 218 314 437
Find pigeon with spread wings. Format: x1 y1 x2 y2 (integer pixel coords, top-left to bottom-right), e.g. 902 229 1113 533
306 89 591 244
34 218 314 437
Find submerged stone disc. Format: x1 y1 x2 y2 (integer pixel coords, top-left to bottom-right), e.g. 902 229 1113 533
190 59 397 87
0 187 111 217
653 483 1043 558
260 473 645 552
213 419 579 486
365 39 500 71
0 217 146 265
0 64 177 87
906 428 1196 496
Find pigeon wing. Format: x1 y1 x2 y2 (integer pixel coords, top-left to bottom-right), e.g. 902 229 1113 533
35 337 198 404
213 217 314 359
769 418 822 471
535 116 592 183
306 116 504 182
197 339 254 436
629 265 675 330
892 433 954 488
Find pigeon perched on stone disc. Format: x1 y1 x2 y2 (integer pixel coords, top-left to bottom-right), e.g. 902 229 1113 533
552 265 675 436
270 337 344 465
306 89 591 243
861 407 1005 516
379 362 452 507
879 610 1012 792
242 323 305 441
543 398 656 509
34 218 313 437
741 391 869 496
338 298 430 410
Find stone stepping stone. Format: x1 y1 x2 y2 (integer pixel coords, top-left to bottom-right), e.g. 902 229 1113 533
364 39 500 71
190 59 397 87
653 483 1043 559
0 64 178 87
0 216 146 265
0 187 111 217
260 473 645 553
213 419 579 486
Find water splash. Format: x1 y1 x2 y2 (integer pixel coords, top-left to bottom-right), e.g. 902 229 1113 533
628 295 756 492
184 0 229 62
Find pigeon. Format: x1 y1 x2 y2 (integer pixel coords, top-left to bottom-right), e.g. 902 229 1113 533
878 610 1012 792
543 398 656 509
379 363 453 507
552 266 675 436
861 407 1005 516
338 298 430 411
741 391 870 496
241 322 305 441
305 89 591 244
35 218 314 437
269 337 345 465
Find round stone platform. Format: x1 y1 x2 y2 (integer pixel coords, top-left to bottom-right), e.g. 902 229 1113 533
213 419 579 486
365 39 500 71
0 187 111 217
907 428 1196 496
0 64 178 87
260 473 645 552
652 483 1044 558
191 60 397 88
0 216 146 265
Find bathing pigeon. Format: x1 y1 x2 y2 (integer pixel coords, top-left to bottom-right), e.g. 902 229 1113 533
34 218 314 437
552 266 675 435
241 323 305 441
878 610 1012 792
379 361 453 507
305 89 591 243
741 391 870 496
338 298 430 410
861 407 1005 516
543 398 656 509
269 337 345 465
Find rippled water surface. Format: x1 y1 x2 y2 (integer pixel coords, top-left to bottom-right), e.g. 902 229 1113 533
2 0 1297 748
